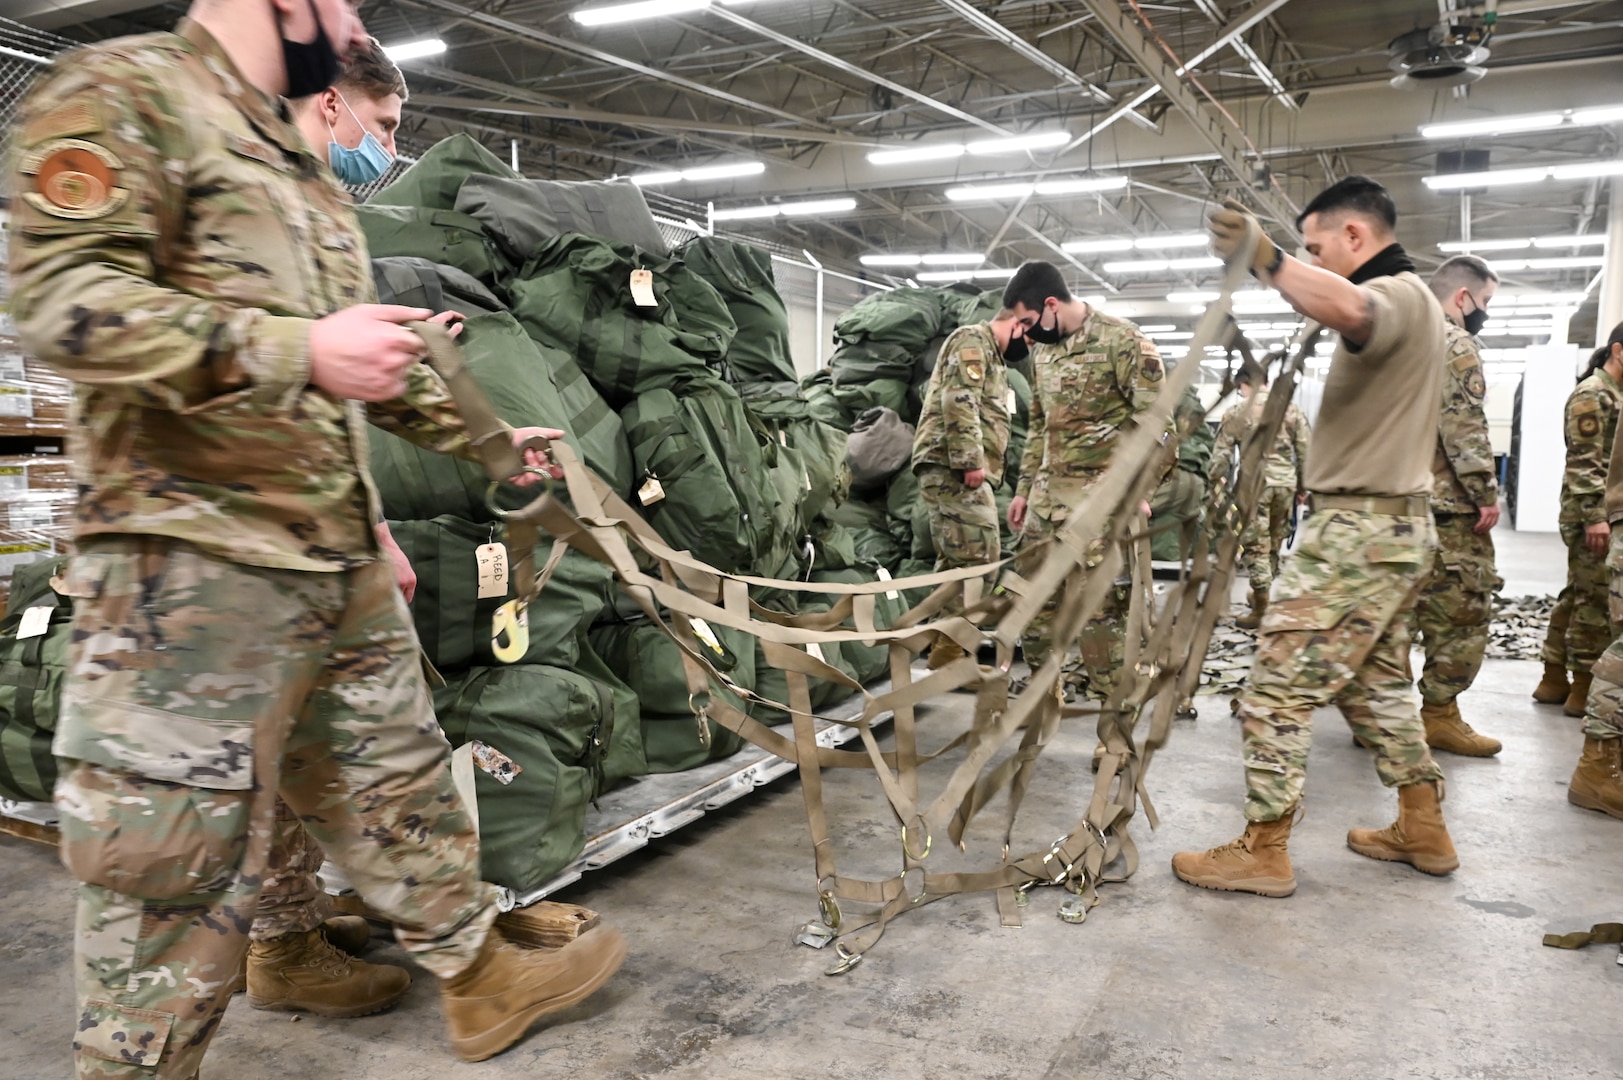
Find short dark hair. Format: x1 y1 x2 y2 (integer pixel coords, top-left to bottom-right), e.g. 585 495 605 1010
338 36 408 103
1295 175 1397 233
1429 254 1498 302
1586 320 1623 378
1002 261 1072 310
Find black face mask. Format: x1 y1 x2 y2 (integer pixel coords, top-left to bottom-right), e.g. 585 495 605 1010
281 0 343 98
1025 306 1065 345
1002 330 1029 365
1462 295 1489 336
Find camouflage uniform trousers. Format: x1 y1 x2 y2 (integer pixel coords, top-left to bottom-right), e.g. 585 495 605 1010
917 463 1001 570
1236 509 1445 822
53 538 498 1079
1240 485 1295 592
1540 584 1573 669
1410 512 1502 707
1017 505 1126 701
1542 523 1609 671
1148 468 1205 563
252 798 332 941
1580 528 1623 740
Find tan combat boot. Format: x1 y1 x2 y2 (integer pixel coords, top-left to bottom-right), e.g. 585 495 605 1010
1422 700 1502 757
442 926 628 1062
1563 670 1594 718
1346 781 1459 875
247 927 411 1017
1235 588 1269 630
1531 662 1571 705
1567 735 1623 819
1170 812 1298 897
228 915 375 995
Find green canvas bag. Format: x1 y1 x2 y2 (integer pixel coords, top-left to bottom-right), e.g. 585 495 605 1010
370 257 503 316
455 175 668 262
0 555 69 803
681 237 798 385
354 204 510 286
369 133 519 211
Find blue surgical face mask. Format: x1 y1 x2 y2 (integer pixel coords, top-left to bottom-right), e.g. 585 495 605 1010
327 94 394 185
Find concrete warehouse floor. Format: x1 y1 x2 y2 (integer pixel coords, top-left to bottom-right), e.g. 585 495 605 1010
2 525 1619 1080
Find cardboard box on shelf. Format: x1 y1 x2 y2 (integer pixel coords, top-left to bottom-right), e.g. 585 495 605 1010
0 341 71 439
0 454 74 493
0 490 74 614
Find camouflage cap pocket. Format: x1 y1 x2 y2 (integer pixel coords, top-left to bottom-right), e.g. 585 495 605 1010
1365 540 1427 567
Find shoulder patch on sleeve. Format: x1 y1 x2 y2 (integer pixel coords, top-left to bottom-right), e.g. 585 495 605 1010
18 138 129 220
1462 367 1486 401
22 100 103 147
1571 392 1602 415
1138 337 1163 377
1577 413 1602 439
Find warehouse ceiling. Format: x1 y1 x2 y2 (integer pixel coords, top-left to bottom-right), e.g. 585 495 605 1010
18 0 1623 345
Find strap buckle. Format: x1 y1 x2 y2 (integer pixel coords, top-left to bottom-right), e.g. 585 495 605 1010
491 600 529 664
825 943 863 976
484 468 554 519
688 691 714 749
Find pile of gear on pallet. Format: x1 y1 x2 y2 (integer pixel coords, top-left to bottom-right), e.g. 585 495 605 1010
5 132 1036 894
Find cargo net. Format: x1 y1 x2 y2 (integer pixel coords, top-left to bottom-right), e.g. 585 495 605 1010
423 226 1312 971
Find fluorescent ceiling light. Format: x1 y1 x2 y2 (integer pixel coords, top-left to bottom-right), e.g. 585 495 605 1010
1062 238 1135 254
382 38 446 62
1137 324 1177 333
1551 161 1623 180
1419 103 1623 139
867 144 966 166
946 176 1125 201
1035 177 1127 195
711 196 856 221
915 268 1015 282
1167 290 1220 303
572 0 710 26
920 253 985 265
1132 233 1207 250
1438 239 1531 253
630 161 764 186
859 254 922 267
965 131 1071 155
1532 235 1607 248
1150 332 1195 340
945 182 1034 202
1103 256 1220 273
1497 292 1589 305
1489 255 1606 272
1424 161 1623 190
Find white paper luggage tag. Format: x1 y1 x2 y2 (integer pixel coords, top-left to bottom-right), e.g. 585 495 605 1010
475 543 509 599
1006 388 1018 414
630 268 658 308
638 475 666 505
690 617 725 656
874 566 901 601
806 642 825 663
17 605 51 639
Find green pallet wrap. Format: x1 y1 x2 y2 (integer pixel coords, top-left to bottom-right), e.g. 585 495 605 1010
509 235 736 406
0 556 69 803
621 380 781 574
456 175 668 263
434 664 608 893
588 619 753 773
369 132 519 211
387 516 613 673
682 236 798 384
368 309 634 519
354 204 510 286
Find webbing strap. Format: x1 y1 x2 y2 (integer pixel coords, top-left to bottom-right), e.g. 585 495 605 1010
1543 923 1623 949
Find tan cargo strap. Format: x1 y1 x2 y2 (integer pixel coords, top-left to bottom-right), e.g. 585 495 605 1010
1542 922 1623 949
1307 493 1428 517
410 228 1315 970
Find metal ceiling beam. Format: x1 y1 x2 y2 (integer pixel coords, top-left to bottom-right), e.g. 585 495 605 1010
406 0 819 129
927 0 1112 104
1075 0 1300 230
411 94 867 146
1188 0 1298 110
707 7 1010 136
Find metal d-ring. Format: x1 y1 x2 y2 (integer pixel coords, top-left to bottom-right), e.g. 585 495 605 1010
484 467 554 519
900 819 932 862
825 943 863 976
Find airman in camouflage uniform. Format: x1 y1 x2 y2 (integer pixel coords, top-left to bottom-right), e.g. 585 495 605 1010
1571 324 1623 820
1541 353 1623 715
911 313 1020 668
1174 180 1456 898
1003 262 1165 700
1209 371 1310 627
1148 383 1213 563
9 7 623 1077
1410 257 1504 756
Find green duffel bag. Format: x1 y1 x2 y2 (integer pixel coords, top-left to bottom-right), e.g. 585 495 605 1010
433 664 609 893
387 515 613 673
681 237 798 385
368 309 634 520
829 288 951 387
621 379 779 574
588 618 753 773
893 557 940 609
807 518 858 573
886 467 936 561
510 234 736 406
936 284 1003 330
799 370 854 430
810 566 911 685
747 601 864 723
355 204 510 286
455 175 668 263
369 133 519 211
370 257 503 316
849 526 903 572
737 382 851 520
829 378 911 427
0 555 69 803
571 637 647 785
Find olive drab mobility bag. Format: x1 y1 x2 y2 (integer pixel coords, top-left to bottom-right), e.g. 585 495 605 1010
681 236 799 385
0 556 70 803
369 257 504 317
455 175 669 263
368 132 520 211
354 205 511 287
508 234 737 408
828 287 952 387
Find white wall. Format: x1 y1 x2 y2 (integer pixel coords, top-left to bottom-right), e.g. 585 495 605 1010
1515 345 1584 533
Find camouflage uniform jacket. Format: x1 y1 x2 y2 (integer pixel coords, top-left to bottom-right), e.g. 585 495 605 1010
911 322 1011 485
1173 384 1213 476
7 20 478 573
1208 390 1309 490
1016 308 1164 509
1430 322 1499 515
1559 366 1623 527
